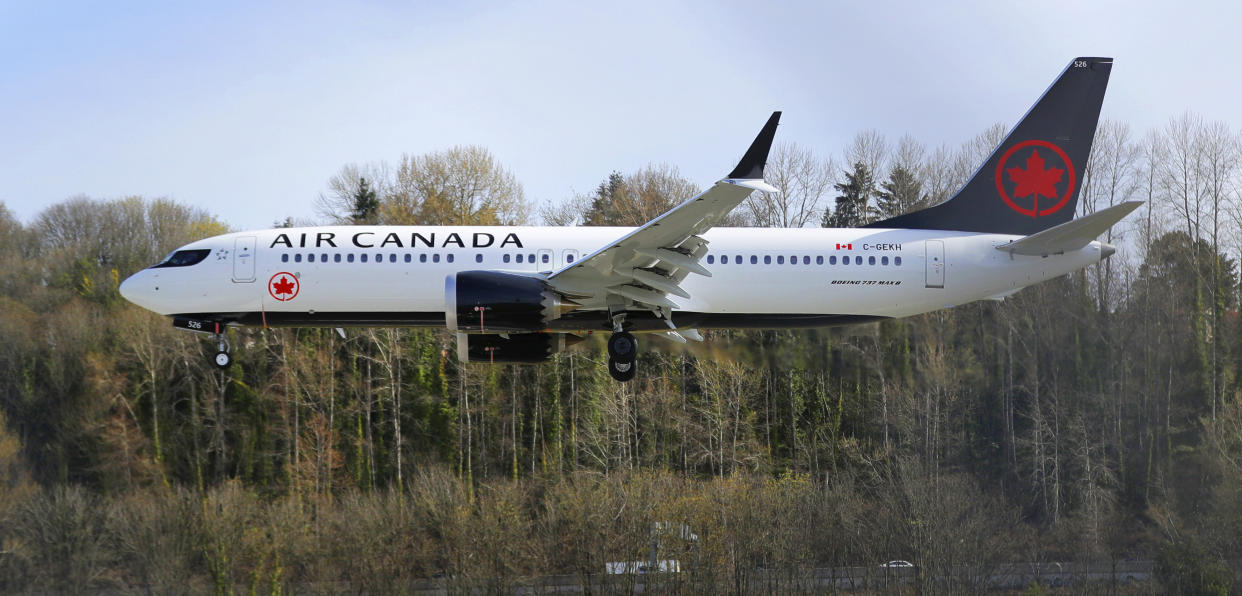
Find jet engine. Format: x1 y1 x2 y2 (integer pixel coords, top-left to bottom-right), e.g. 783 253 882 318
445 271 578 333
454 332 581 364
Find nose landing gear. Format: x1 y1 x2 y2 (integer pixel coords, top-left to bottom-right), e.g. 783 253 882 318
607 331 637 382
213 331 231 369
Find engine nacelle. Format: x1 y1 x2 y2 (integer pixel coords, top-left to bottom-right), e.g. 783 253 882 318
455 332 578 364
445 271 575 333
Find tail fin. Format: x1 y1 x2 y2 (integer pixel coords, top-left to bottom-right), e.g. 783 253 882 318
868 57 1113 235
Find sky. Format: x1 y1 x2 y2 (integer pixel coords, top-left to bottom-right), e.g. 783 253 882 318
2 0 1240 231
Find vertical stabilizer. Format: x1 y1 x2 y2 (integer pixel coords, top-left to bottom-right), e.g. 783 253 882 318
868 57 1112 235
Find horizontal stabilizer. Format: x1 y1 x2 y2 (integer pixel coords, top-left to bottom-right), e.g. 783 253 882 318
996 201 1142 256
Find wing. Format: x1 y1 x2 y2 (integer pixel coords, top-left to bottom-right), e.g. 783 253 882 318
547 112 781 329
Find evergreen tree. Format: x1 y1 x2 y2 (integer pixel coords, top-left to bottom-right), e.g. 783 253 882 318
875 164 927 218
582 172 627 226
350 177 380 224
822 161 875 227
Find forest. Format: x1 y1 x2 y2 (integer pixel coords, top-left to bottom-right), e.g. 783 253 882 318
1 114 1241 593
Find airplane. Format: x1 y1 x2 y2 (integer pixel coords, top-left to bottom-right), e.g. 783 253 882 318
120 57 1136 382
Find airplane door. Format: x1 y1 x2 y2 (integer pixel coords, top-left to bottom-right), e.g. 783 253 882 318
233 236 256 283
925 240 945 288
537 248 554 271
561 249 579 268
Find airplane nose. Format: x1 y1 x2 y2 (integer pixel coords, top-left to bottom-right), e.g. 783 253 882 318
119 272 143 305
119 275 134 301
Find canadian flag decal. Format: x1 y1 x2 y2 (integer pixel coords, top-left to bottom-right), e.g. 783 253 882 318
835 243 853 250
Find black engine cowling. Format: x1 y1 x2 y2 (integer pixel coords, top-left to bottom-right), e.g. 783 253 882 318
455 332 578 363
445 271 573 332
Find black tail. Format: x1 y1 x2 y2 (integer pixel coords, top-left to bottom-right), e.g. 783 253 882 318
868 57 1112 235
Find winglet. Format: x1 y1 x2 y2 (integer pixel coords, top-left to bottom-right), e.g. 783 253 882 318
726 111 781 180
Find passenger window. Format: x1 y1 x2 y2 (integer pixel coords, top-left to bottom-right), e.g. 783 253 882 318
420 254 427 263
750 255 757 264
567 254 575 263
895 256 903 266
294 254 302 263
475 254 483 263
882 256 889 265
527 254 535 263
707 255 715 264
347 254 355 263
433 254 441 263
869 256 876 265
842 256 849 266
829 255 836 265
503 254 511 263
789 255 796 264
404 254 411 263
803 256 810 265
376 253 382 262
281 254 289 263
319 254 326 263
777 256 784 264
516 254 524 263
816 256 823 265
335 254 342 263
541 253 549 264
855 256 862 265
764 255 772 264
361 254 368 263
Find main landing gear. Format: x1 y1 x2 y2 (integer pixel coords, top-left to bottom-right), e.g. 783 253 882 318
607 331 638 382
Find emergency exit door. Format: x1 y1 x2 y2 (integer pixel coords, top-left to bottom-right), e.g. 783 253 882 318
537 248 554 272
233 236 256 282
925 240 945 288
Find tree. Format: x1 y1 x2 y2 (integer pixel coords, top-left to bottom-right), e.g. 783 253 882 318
384 145 528 225
822 162 875 228
315 162 392 224
743 143 835 227
582 172 626 226
580 165 699 227
874 164 926 219
350 178 380 224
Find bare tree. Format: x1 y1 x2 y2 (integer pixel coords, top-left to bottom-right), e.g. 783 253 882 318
845 130 889 182
1081 120 1140 309
742 142 836 227
538 194 592 226
314 162 393 224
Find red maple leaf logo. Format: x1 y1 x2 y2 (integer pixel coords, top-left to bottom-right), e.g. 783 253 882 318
272 276 295 296
1006 149 1064 201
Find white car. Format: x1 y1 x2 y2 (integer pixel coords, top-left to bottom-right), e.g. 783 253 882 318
880 560 915 568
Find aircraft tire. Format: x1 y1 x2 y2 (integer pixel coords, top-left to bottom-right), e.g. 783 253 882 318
607 331 638 362
214 351 231 369
609 357 637 382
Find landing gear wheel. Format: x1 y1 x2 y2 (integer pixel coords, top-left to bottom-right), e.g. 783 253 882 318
607 331 638 362
609 357 637 382
211 330 231 369
607 331 638 382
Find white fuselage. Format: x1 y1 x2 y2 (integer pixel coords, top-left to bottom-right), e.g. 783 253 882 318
119 225 1107 330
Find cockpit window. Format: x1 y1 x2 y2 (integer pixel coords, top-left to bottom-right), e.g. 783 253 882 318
152 249 211 268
